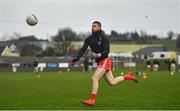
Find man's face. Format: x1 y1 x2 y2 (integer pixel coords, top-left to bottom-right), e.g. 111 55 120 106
91 23 101 33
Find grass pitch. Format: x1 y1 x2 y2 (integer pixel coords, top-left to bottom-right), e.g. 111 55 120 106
0 71 180 110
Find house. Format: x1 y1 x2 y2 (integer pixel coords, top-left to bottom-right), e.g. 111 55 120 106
0 42 20 57
0 46 12 56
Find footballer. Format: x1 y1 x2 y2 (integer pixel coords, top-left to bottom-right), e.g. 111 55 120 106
71 21 138 106
33 59 40 79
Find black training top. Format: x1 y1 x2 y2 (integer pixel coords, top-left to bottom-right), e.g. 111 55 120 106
33 60 39 67
76 30 110 62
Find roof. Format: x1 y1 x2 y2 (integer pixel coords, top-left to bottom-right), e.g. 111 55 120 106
133 45 166 55
0 46 6 54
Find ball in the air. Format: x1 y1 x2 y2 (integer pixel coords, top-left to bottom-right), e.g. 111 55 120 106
26 14 38 26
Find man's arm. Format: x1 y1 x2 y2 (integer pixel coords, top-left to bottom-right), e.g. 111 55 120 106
72 38 89 63
101 36 110 57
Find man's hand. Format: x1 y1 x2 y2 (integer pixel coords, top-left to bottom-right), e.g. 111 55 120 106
95 53 101 58
71 57 79 66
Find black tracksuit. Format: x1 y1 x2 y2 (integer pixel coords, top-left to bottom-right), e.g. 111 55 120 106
76 30 110 63
33 60 39 67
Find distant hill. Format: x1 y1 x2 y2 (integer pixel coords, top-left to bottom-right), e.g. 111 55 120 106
152 39 177 51
71 41 163 53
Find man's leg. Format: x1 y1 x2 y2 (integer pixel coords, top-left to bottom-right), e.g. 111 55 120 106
104 70 138 86
153 65 156 71
35 67 40 79
170 64 176 75
91 68 106 94
82 68 106 106
103 70 124 86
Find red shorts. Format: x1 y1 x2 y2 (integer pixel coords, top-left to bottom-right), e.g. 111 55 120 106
97 57 111 72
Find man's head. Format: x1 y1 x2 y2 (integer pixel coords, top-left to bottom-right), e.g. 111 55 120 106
92 21 101 33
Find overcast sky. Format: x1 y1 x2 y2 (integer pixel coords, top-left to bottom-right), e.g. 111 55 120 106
0 0 180 39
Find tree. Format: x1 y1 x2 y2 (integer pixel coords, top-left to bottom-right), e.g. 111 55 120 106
18 35 38 41
136 30 154 44
41 47 56 57
167 31 174 40
109 30 129 41
131 31 139 41
1 32 21 41
151 35 158 40
110 30 119 37
5 35 46 52
176 34 180 48
109 30 119 41
52 28 77 55
20 44 42 56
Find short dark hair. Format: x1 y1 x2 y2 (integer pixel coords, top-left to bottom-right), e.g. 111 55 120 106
93 21 101 28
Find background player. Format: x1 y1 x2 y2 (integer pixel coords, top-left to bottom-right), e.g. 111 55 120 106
33 59 40 79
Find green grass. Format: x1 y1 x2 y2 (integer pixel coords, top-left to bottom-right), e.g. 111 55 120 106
152 39 177 50
0 71 180 110
110 44 151 53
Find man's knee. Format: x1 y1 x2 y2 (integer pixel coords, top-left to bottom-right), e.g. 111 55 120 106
111 81 117 86
92 69 105 81
109 80 117 86
92 75 99 81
